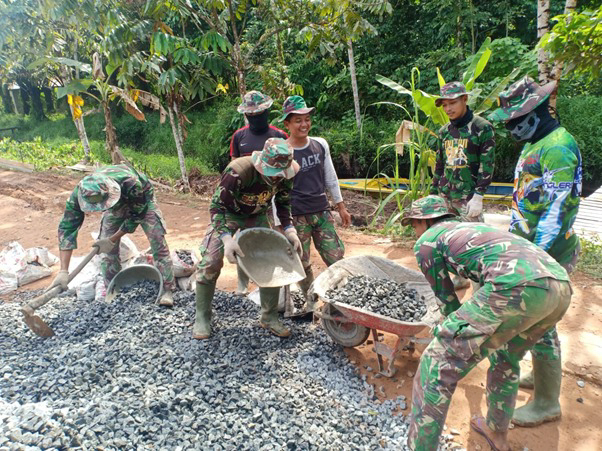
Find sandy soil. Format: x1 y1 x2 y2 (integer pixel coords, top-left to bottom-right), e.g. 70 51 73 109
1 168 601 451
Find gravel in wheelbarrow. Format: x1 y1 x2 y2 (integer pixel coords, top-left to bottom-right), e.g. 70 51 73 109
325 275 427 323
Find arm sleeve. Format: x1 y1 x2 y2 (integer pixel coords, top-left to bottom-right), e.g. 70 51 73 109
534 145 579 251
58 188 85 250
474 123 496 196
274 179 293 229
230 131 240 158
430 136 444 195
210 169 242 236
414 239 460 316
314 137 343 204
121 182 151 234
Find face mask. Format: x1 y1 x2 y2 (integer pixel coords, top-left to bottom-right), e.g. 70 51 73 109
246 110 269 133
506 111 540 142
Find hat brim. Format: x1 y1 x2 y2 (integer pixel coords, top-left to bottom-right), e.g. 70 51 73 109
278 107 315 123
78 177 121 213
251 153 300 180
488 80 556 122
237 98 274 114
434 92 470 107
401 212 456 226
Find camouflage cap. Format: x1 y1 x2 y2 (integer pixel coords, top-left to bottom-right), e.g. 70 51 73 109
277 95 315 122
488 76 556 122
237 90 274 114
77 173 121 213
435 82 471 107
400 195 457 226
251 138 300 179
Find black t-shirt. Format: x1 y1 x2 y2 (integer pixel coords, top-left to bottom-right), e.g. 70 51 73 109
291 138 330 216
229 125 288 158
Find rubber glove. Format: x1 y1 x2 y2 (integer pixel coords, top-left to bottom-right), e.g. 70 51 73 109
221 234 244 264
93 237 118 254
49 270 69 291
466 193 483 218
284 228 302 256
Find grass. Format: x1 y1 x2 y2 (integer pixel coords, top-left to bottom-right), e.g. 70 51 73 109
577 236 602 279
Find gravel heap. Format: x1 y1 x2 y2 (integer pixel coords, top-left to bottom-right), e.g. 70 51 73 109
325 275 427 322
1 282 415 450
175 250 194 266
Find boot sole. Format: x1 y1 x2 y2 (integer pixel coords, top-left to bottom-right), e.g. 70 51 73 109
192 333 210 340
260 323 291 338
512 413 561 428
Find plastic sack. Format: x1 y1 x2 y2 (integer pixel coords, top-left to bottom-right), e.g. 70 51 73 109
176 274 195 291
26 247 59 267
0 271 18 295
0 242 53 291
17 264 52 286
69 254 102 301
172 249 197 278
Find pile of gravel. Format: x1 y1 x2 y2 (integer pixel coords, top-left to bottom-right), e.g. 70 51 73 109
325 275 427 322
1 283 416 449
175 250 194 266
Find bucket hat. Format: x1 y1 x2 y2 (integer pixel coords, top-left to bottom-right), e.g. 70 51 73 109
251 138 300 179
435 82 471 107
401 195 458 226
77 174 121 212
488 76 556 122
278 95 315 122
237 90 274 114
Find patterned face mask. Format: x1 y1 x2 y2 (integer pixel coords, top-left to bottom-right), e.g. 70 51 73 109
506 111 540 141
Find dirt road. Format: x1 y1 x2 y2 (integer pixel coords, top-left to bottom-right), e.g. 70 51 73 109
1 169 601 450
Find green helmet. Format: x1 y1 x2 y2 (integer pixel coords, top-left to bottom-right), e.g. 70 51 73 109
277 95 315 122
488 76 556 122
77 173 121 212
401 195 457 225
251 138 300 179
237 90 273 114
435 81 471 107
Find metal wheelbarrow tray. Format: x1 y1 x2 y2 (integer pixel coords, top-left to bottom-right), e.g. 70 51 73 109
310 256 440 377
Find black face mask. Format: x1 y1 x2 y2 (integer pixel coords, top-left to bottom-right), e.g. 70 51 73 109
246 110 269 134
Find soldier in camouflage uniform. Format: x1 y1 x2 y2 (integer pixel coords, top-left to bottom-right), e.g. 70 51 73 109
402 196 571 451
279 95 351 301
431 82 496 222
489 76 582 427
230 90 289 295
51 164 176 306
193 138 302 340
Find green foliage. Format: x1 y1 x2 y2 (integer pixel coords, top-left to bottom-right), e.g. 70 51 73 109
577 236 602 279
0 137 94 170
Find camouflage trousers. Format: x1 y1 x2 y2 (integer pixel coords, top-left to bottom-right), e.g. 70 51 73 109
445 197 484 223
530 241 580 361
99 201 175 291
408 278 572 451
293 211 345 272
196 213 269 285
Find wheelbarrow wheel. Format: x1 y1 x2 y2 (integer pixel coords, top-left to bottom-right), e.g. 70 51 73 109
321 304 370 348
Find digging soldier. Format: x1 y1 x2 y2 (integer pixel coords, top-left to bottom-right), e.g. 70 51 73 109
488 76 582 428
51 164 176 306
403 195 572 451
279 95 351 302
193 138 302 340
230 90 288 295
431 81 496 221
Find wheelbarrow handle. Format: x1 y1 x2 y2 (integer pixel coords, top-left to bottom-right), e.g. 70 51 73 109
21 247 99 315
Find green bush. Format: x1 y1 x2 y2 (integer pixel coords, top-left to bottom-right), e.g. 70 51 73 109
0 137 94 170
577 237 602 279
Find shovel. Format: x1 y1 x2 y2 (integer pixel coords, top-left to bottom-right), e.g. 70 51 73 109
21 247 99 337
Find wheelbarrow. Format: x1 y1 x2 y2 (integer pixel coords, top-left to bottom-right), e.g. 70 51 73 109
105 264 163 303
310 256 440 377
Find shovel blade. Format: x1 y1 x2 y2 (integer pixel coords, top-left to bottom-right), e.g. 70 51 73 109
23 314 55 337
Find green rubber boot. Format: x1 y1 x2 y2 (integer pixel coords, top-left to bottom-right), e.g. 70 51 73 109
512 358 562 427
236 265 250 295
259 286 291 337
192 282 215 340
519 367 535 389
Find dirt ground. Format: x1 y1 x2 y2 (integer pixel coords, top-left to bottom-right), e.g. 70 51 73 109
1 168 601 451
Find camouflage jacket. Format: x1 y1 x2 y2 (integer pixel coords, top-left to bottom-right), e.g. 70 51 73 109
430 110 495 201
509 127 581 266
58 164 153 250
210 156 293 235
414 220 569 316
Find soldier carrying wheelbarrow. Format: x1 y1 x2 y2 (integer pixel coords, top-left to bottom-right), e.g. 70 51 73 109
402 195 571 451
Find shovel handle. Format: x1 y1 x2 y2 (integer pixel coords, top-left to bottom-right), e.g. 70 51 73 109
22 247 99 315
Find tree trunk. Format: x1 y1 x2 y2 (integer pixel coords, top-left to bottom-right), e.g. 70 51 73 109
42 87 55 113
537 0 551 84
168 101 190 192
226 0 246 96
347 40 361 130
549 0 578 110
103 101 126 163
1 84 13 114
29 84 47 121
63 68 91 160
19 83 31 115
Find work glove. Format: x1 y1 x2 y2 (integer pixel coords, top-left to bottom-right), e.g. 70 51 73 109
93 237 118 254
466 193 483 218
48 270 69 291
221 234 245 264
284 228 302 257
